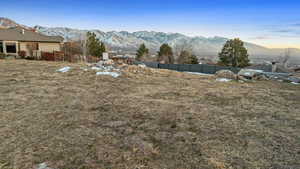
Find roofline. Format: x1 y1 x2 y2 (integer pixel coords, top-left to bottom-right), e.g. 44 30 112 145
0 40 63 43
19 40 63 43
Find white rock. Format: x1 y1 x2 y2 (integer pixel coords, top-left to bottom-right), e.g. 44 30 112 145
37 163 52 169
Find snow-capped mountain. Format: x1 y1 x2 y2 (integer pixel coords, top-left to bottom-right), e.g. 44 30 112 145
35 25 300 63
1 17 300 64
33 26 245 55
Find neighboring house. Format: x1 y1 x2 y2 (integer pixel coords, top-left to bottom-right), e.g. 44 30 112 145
198 58 216 65
293 67 300 72
0 27 63 57
111 55 134 64
246 63 293 73
246 64 273 72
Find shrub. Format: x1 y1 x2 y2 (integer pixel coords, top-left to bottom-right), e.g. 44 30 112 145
0 53 7 59
18 51 26 59
41 52 55 61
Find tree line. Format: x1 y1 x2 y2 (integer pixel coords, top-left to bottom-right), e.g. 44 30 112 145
136 38 250 67
85 31 250 68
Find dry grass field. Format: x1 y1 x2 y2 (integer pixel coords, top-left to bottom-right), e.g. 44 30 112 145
0 60 299 169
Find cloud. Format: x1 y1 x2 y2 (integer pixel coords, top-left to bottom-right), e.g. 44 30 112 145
263 23 300 37
273 29 295 33
250 36 272 40
271 28 300 36
290 23 300 27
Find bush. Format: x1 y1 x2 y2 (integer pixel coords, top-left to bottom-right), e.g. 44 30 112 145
18 51 26 59
41 52 55 61
0 53 7 59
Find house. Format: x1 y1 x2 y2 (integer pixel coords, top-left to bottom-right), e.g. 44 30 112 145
246 63 293 73
111 55 134 64
293 67 300 72
198 58 216 65
246 64 273 72
0 27 63 57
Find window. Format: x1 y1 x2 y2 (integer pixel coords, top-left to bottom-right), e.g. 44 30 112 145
6 43 16 53
0 41 3 53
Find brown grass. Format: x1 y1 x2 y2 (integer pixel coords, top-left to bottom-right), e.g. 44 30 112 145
0 60 299 169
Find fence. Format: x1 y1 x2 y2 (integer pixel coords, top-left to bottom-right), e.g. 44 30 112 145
142 62 241 74
19 49 100 63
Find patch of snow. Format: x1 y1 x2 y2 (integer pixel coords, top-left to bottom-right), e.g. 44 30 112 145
96 72 121 78
81 67 88 71
57 66 71 73
138 64 146 68
216 78 232 82
185 72 212 76
91 66 101 70
291 82 299 85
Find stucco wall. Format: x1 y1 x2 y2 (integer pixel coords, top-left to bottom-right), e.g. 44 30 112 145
20 42 61 55
38 43 61 52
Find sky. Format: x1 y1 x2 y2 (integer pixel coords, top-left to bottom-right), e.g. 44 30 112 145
1 0 300 48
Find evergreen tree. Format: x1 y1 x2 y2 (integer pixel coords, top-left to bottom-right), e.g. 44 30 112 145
157 44 174 64
189 54 199 64
136 43 149 61
218 38 250 67
86 32 106 58
100 41 106 54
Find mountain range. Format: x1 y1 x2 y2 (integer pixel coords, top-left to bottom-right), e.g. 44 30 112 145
1 17 300 64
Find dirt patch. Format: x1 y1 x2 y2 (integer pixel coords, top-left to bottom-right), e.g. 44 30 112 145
0 60 299 169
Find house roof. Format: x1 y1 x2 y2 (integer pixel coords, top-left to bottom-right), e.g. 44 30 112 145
246 64 293 73
246 64 273 72
0 27 63 43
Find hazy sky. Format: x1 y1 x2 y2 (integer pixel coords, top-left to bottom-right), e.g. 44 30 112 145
1 0 300 48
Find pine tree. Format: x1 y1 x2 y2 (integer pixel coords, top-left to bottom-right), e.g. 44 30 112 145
189 54 199 64
100 41 106 54
136 43 149 61
86 32 106 58
218 38 250 67
157 44 174 64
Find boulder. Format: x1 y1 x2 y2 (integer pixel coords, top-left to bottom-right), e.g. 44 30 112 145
238 69 267 80
215 70 237 80
37 163 52 169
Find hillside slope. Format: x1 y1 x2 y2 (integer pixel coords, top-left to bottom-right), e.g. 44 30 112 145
0 60 299 169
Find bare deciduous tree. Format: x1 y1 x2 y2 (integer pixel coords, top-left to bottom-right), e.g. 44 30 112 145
172 40 193 61
277 48 291 68
282 48 291 68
